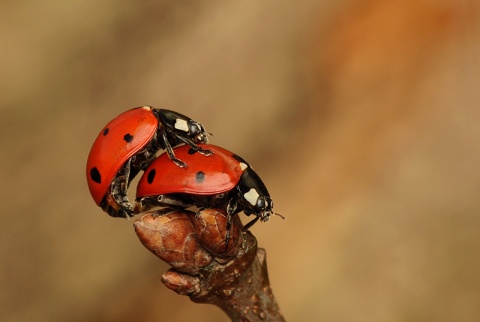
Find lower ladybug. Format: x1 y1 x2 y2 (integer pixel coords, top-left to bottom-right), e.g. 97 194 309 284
86 106 211 218
135 144 283 245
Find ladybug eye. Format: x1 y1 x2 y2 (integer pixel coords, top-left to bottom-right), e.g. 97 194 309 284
188 121 208 143
256 196 266 209
188 121 201 135
256 196 272 210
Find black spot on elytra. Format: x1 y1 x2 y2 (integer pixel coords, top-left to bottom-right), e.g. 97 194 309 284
90 167 101 184
103 128 109 136
147 169 156 184
124 133 134 143
188 148 198 155
195 171 205 183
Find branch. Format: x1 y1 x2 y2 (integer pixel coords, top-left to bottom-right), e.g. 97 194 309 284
134 208 285 322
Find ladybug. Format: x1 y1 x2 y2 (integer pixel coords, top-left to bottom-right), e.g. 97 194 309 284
86 106 211 218
135 144 282 244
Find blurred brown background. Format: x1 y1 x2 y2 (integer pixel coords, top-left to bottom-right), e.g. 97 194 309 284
1 0 479 321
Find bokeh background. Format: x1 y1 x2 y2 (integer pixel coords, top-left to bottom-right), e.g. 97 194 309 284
1 0 479 321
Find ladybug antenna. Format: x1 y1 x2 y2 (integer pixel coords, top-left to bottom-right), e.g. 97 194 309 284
273 212 285 220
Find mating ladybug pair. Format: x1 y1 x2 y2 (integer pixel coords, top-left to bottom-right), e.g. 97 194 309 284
86 106 279 232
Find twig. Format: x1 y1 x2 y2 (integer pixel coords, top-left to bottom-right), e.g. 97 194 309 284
134 208 285 322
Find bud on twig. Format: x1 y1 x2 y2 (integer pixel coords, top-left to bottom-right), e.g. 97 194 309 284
134 208 285 322
195 208 242 257
134 210 212 275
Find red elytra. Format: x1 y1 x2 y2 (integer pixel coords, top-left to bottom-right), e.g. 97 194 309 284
136 144 247 197
86 106 158 205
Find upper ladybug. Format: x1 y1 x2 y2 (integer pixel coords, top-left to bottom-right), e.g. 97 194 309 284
135 144 281 243
86 106 211 218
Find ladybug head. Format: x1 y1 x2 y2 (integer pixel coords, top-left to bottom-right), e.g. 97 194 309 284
254 195 274 222
188 120 210 144
241 191 274 223
155 109 210 144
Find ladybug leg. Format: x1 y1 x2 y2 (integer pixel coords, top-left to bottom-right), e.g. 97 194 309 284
157 194 192 208
224 199 238 252
241 216 260 232
172 133 213 156
226 198 238 216
224 215 233 253
151 207 178 218
161 130 187 168
135 194 192 214
197 148 213 156
108 159 134 218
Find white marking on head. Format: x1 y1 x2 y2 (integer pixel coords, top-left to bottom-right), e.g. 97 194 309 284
174 118 189 132
141 106 151 111
244 188 260 206
239 162 248 171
